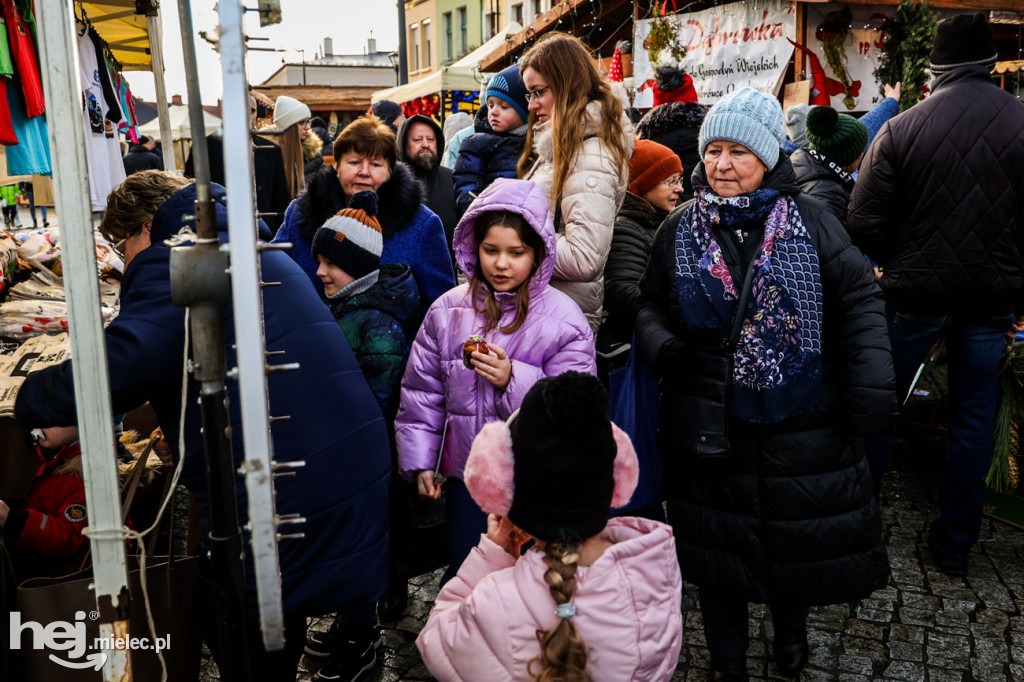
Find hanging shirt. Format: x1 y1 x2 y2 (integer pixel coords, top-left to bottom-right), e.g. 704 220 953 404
0 79 19 146
115 73 138 143
0 16 15 145
77 22 123 210
90 26 121 125
1 0 42 117
0 16 13 78
5 80 50 175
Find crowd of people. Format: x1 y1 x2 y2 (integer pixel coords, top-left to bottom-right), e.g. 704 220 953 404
4 11 1023 682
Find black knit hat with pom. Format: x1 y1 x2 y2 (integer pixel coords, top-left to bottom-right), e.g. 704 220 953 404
805 105 868 167
507 372 616 543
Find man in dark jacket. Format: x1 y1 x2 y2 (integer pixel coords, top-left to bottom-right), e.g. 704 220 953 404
398 115 458 259
848 13 1024 577
791 105 868 225
15 171 390 680
122 135 163 174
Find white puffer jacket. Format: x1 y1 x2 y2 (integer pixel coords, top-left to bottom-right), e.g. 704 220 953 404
523 100 633 331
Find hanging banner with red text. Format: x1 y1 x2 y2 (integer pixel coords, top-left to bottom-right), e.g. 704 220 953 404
633 0 797 108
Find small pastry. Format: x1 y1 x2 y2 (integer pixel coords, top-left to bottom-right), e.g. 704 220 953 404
463 335 488 369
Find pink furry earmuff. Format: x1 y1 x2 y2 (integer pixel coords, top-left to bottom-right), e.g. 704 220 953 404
464 419 640 517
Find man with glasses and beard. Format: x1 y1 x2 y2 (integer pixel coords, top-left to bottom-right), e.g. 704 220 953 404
397 115 457 263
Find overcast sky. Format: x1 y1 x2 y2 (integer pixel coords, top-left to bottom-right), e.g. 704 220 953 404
128 0 400 103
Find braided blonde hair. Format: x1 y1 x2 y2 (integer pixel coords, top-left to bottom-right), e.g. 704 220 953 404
528 541 589 682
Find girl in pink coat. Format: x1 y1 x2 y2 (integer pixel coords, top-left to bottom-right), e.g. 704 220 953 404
417 371 683 681
396 178 596 580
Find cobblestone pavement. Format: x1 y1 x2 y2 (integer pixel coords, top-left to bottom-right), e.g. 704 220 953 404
200 448 1024 681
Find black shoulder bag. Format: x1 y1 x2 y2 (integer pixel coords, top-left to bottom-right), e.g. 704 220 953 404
671 251 759 461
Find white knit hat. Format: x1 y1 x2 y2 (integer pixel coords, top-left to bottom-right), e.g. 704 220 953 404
273 96 311 131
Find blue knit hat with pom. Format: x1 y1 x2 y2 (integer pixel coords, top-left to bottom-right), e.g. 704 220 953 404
486 65 530 125
699 88 786 170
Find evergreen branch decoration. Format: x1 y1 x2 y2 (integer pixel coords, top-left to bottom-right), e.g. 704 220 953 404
988 340 1024 494
873 0 938 111
645 3 687 66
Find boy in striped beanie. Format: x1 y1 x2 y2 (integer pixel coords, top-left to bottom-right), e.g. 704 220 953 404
308 189 422 660
312 190 385 299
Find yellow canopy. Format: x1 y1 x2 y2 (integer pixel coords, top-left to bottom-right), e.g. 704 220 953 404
79 0 153 71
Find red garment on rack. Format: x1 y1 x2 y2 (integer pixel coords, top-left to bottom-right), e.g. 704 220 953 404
2 0 43 117
0 78 18 145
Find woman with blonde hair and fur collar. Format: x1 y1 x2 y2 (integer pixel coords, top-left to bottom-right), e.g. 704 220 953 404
517 32 633 332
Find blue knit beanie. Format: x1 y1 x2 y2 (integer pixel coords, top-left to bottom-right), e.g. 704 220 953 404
699 88 786 170
486 65 530 125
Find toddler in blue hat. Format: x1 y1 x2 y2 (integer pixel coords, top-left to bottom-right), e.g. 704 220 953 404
452 65 531 216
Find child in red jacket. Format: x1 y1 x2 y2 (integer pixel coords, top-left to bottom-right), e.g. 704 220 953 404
0 441 89 578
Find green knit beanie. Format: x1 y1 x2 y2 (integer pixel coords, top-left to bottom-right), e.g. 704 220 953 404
805 106 869 167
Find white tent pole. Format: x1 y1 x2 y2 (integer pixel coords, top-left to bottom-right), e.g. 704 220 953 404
148 12 176 171
218 0 288 651
35 0 131 679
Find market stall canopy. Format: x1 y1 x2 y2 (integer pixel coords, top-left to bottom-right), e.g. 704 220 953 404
372 22 522 104
479 0 631 71
252 85 379 113
79 0 156 71
137 104 220 140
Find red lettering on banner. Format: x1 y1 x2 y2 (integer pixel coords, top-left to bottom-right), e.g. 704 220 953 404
679 10 785 56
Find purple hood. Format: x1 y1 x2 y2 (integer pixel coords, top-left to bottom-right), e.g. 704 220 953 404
453 178 556 294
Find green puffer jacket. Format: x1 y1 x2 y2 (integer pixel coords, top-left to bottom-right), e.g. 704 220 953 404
329 264 420 422
0 184 18 206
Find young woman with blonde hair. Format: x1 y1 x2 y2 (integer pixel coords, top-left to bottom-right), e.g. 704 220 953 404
517 32 633 332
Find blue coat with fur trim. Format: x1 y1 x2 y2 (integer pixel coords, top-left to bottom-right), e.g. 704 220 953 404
273 163 455 305
15 183 391 621
452 107 526 216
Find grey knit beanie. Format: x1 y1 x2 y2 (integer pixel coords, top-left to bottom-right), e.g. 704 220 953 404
785 103 810 147
699 88 786 169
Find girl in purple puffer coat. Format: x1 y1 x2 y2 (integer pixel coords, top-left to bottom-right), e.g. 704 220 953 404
395 177 596 578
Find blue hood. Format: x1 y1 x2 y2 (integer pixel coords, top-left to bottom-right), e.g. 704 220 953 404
151 182 272 243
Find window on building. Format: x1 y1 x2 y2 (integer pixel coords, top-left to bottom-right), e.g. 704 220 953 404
410 24 420 72
532 0 543 20
512 2 524 25
457 6 467 57
443 12 453 61
423 20 432 68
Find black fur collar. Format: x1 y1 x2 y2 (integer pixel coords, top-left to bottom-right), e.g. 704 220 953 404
637 102 709 138
292 162 424 241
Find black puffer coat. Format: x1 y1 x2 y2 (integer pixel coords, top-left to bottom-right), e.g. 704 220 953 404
790 148 854 226
636 102 708 204
848 66 1024 317
602 192 669 345
452 107 526 216
637 159 895 606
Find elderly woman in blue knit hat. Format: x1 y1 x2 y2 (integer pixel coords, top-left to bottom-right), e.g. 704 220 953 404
637 87 896 681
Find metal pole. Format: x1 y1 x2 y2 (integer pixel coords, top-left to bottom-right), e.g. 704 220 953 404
397 0 409 84
35 0 130 679
219 0 292 650
172 0 251 677
177 0 211 200
148 12 176 171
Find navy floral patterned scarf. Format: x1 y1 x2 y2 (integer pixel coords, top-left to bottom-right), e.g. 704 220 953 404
674 186 823 423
